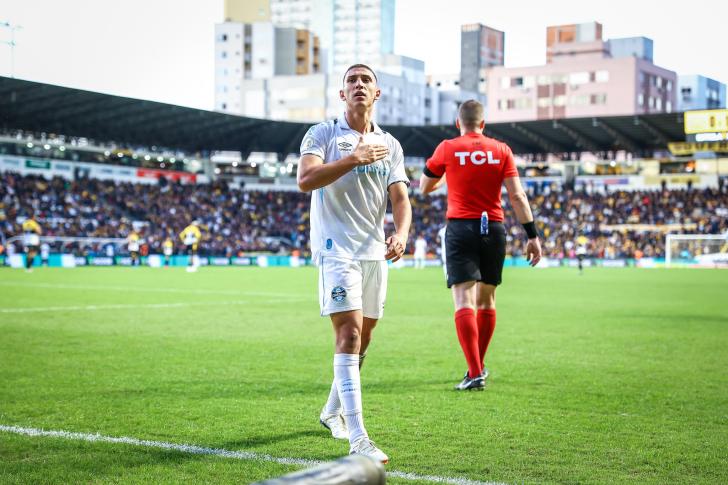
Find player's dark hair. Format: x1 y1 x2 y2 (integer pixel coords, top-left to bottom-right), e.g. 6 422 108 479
342 64 378 85
458 99 484 129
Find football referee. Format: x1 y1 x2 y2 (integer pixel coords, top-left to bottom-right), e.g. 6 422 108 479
419 99 542 391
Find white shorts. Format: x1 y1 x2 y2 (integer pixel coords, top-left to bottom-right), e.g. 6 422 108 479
318 255 388 319
128 243 139 252
24 234 40 246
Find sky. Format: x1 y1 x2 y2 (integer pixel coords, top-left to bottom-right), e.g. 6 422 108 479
1 0 726 111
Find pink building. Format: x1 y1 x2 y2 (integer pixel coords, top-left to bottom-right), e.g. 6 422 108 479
486 22 677 123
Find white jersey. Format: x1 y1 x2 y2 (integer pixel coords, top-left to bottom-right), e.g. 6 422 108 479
414 237 427 258
301 114 409 262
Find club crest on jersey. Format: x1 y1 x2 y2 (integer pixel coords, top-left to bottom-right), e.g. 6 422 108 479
331 286 347 303
302 136 315 150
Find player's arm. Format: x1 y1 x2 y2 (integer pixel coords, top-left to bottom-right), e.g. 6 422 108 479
504 176 542 267
297 138 389 192
385 182 411 262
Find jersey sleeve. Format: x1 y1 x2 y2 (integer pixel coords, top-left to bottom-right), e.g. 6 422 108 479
425 141 446 178
387 139 410 187
502 144 518 178
300 123 329 160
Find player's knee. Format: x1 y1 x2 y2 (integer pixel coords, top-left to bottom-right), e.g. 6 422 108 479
337 328 361 352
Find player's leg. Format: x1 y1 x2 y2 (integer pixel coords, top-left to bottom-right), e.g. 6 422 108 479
319 257 362 440
320 258 387 462
25 248 35 270
476 283 496 378
446 220 484 389
330 309 387 460
360 259 387 362
477 222 506 379
451 281 483 383
321 266 380 436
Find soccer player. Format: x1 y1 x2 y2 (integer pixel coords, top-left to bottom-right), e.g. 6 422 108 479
179 221 202 272
40 242 50 266
21 215 42 272
127 230 141 266
413 234 427 269
419 99 542 391
162 236 174 267
576 234 588 274
297 64 411 463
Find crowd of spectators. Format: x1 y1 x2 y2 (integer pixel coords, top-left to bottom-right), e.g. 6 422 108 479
2 172 726 260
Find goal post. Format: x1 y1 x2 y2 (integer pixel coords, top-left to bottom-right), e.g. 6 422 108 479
665 234 728 268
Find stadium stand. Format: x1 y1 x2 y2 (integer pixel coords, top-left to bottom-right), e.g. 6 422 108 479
2 172 725 261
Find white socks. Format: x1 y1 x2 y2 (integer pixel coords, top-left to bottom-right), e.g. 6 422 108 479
323 351 367 416
333 353 368 444
322 380 341 416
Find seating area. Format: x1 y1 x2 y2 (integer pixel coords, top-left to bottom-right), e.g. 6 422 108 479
2 172 726 259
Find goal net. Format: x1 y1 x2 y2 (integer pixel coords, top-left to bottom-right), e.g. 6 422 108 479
665 234 728 268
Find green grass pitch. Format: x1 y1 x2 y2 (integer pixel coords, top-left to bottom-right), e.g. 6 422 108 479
1 266 727 484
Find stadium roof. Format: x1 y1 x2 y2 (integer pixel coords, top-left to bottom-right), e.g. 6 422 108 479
0 76 687 158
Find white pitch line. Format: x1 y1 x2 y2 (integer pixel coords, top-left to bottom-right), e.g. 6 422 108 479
0 301 253 314
0 281 307 299
0 424 503 485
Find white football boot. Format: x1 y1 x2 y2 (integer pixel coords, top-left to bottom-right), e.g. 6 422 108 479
319 411 348 440
349 437 389 464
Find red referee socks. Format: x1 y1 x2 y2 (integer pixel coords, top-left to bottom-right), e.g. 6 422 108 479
454 308 482 379
477 308 496 367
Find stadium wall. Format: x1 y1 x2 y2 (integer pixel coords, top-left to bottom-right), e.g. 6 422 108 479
0 155 207 184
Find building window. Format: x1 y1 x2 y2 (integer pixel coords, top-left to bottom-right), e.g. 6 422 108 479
590 94 607 105
500 76 510 89
666 80 672 91
222 34 228 41
221 51 227 59
222 103 227 109
656 98 662 110
638 93 644 106
553 95 567 107
666 101 672 113
537 97 552 108
569 72 590 85
595 70 609 83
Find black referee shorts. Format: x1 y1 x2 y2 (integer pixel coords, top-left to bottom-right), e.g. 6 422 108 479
445 219 507 288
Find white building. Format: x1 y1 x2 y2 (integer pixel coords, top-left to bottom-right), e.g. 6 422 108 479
269 0 395 75
215 21 321 114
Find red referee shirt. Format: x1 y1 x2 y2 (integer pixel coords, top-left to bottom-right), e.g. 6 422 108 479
425 132 518 221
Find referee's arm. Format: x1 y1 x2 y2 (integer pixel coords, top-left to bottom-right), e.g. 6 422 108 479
504 176 542 266
419 168 446 195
